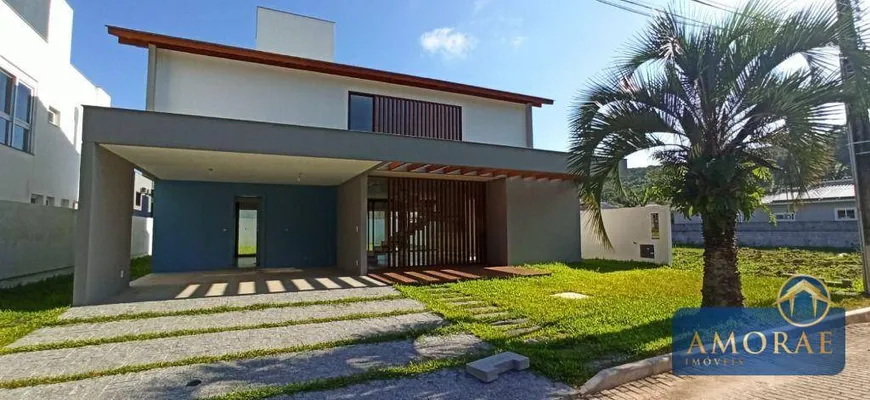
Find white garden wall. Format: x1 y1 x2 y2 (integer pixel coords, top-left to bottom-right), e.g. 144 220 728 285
581 205 672 265
130 215 153 258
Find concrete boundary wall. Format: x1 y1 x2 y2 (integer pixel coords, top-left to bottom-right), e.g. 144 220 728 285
581 206 673 265
0 200 75 285
0 200 151 288
673 221 860 249
130 215 153 258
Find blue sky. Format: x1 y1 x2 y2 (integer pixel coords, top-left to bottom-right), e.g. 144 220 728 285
67 0 828 166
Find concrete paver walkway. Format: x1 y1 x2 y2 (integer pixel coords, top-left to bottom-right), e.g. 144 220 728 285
279 368 577 399
60 286 400 320
0 313 443 381
0 334 487 400
583 322 870 400
12 298 425 347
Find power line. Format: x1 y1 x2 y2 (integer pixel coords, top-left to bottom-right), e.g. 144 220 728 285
592 0 715 30
689 0 736 13
688 0 770 22
592 0 656 18
620 0 715 27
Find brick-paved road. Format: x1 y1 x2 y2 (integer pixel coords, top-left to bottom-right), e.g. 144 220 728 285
582 322 870 400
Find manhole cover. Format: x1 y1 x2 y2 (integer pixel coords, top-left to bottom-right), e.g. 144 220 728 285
186 379 202 387
550 292 589 299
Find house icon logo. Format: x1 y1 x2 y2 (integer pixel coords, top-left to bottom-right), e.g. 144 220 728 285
775 275 832 327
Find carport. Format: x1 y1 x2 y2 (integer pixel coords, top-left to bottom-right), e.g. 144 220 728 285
74 107 581 305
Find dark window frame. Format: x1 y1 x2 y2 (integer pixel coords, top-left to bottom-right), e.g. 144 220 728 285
0 69 12 146
346 91 462 140
347 92 375 132
0 67 35 154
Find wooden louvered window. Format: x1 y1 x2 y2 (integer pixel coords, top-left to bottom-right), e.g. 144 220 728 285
347 92 462 141
368 177 486 268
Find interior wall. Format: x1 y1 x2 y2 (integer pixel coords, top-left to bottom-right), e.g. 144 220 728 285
505 179 581 265
74 144 134 305
152 180 337 273
336 174 367 275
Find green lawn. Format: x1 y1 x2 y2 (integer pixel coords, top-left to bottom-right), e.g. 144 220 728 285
673 246 864 291
0 256 151 347
1 248 868 386
398 247 870 386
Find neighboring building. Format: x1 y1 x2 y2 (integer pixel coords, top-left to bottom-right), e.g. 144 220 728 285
673 180 859 249
0 0 111 207
74 7 582 305
132 171 153 217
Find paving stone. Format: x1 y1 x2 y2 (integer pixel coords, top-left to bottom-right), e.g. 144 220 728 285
472 311 512 320
466 306 500 314
505 326 542 337
466 352 530 382
0 313 444 382
491 318 529 327
276 368 578 399
12 299 426 348
59 286 400 320
0 334 488 400
448 300 486 306
439 296 473 302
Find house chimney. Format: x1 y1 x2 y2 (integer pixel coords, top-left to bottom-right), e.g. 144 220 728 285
255 7 334 62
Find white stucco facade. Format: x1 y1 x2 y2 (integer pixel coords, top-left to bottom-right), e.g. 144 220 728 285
0 0 111 205
255 7 335 62
150 50 531 148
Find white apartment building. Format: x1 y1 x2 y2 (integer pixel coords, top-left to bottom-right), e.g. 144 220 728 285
0 0 111 207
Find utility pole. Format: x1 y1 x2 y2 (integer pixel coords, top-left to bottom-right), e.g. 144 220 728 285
835 0 870 294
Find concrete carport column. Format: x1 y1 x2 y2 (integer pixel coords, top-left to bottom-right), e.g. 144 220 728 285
336 173 368 275
74 143 134 305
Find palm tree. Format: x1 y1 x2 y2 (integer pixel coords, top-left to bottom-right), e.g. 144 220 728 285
568 1 867 307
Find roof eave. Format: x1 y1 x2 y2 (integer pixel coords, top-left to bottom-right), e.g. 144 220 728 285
107 26 554 107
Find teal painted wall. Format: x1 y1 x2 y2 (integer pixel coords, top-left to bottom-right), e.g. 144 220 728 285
153 181 337 273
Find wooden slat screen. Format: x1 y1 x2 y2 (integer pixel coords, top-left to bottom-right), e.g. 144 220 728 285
378 177 485 268
369 94 462 141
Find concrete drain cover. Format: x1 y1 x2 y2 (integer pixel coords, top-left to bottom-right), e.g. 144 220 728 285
186 379 202 387
550 292 589 299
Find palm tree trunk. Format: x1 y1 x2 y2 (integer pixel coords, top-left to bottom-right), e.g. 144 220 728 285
700 214 744 307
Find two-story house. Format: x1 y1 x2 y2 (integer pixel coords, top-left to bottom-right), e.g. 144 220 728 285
0 0 111 207
73 8 581 305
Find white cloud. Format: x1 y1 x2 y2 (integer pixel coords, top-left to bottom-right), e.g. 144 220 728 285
473 0 492 15
509 35 527 48
419 28 477 60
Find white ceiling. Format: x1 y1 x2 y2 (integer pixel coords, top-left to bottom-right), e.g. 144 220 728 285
104 145 381 186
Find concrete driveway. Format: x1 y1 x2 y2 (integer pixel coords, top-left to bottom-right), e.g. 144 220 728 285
583 322 870 400
2 283 572 399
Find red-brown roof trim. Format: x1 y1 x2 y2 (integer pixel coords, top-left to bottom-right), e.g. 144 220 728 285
107 26 554 107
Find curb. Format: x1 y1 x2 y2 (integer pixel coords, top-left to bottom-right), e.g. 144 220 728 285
578 305 870 395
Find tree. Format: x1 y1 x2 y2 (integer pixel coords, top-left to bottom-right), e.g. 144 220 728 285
568 1 863 307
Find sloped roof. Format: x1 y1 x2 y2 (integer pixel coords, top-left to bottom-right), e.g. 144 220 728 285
107 26 554 107
763 180 855 203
